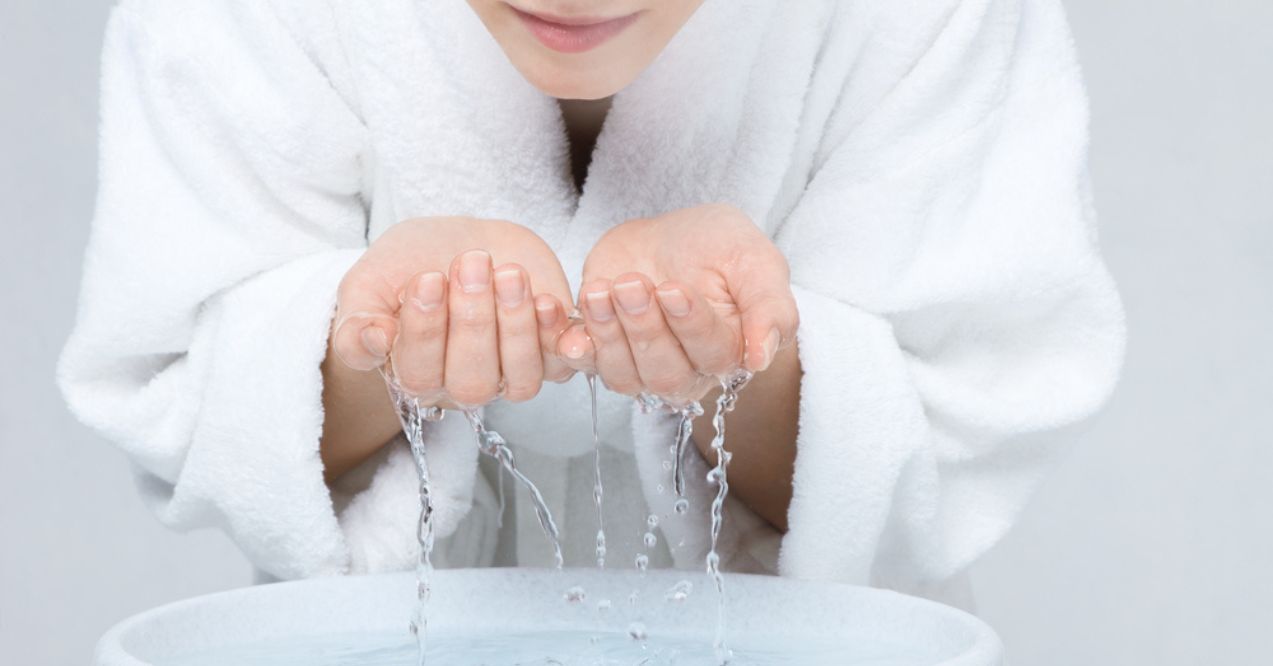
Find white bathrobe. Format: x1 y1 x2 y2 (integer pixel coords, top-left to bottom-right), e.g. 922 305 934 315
59 0 1125 605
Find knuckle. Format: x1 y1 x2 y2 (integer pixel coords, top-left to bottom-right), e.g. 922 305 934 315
450 307 494 332
405 313 447 338
498 318 537 340
621 322 660 344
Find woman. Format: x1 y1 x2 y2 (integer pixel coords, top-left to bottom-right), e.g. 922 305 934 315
60 0 1124 608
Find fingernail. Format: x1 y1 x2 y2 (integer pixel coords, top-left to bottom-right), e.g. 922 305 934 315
613 281 650 315
360 327 389 359
494 269 524 307
761 327 781 369
458 250 490 293
413 272 445 311
585 291 614 322
566 338 587 359
655 288 690 317
535 297 559 327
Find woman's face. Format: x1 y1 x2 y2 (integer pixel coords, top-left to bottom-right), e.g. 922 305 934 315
466 1 706 100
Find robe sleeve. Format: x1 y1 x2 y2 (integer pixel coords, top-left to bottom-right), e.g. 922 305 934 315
57 0 480 580
773 0 1126 588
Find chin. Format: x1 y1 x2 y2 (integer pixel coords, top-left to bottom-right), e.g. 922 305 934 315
517 60 633 100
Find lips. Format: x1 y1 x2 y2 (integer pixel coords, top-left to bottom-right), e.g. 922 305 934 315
510 5 640 53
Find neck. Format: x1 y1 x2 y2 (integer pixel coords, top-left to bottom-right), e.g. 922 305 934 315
558 97 613 193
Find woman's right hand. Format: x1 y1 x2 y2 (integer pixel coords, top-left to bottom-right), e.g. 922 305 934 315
332 217 576 408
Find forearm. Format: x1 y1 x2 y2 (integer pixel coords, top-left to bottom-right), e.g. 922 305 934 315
693 342 801 532
319 333 402 484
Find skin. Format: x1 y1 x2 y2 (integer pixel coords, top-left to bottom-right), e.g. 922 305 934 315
464 1 708 99
322 1 802 531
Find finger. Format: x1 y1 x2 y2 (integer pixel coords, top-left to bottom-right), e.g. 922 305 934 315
332 259 401 372
554 322 596 375
580 279 643 396
444 249 501 407
654 280 743 377
739 292 799 373
493 264 543 402
724 250 799 372
610 273 699 400
391 271 449 399
535 294 579 383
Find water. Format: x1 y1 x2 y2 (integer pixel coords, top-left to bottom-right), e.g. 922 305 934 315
163 630 928 666
462 410 565 570
704 370 753 664
382 369 567 665
625 372 751 664
386 358 752 665
671 402 704 497
587 374 607 569
665 580 694 603
382 370 444 665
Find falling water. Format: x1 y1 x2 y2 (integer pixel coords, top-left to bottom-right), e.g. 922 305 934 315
671 402 704 497
705 369 753 665
382 368 568 665
586 374 606 569
381 371 444 666
462 410 565 569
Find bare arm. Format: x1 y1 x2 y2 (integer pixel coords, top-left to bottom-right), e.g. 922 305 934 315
319 331 402 484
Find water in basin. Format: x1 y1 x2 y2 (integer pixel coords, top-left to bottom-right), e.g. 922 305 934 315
95 568 1003 665
162 629 929 665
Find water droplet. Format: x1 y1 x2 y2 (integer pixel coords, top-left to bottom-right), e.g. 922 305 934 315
674 499 689 514
665 580 693 602
643 531 657 548
628 590 639 606
597 599 612 613
662 459 673 471
563 586 586 603
635 554 649 571
647 514 660 529
656 483 665 494
628 622 648 641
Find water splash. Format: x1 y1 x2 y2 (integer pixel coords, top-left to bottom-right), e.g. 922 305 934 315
587 374 606 569
665 580 693 603
381 370 444 666
705 369 753 665
462 410 564 569
672 402 704 497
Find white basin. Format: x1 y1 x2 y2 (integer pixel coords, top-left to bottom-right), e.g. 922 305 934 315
95 568 1002 665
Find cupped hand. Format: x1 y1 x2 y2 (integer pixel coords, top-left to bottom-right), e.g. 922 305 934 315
556 204 798 403
332 217 576 408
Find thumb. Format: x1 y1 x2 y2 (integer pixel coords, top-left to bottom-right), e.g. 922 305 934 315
728 253 799 373
331 262 402 372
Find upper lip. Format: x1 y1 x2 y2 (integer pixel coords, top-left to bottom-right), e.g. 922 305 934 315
510 5 633 27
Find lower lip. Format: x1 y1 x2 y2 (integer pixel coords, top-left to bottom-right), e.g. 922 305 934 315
511 7 639 53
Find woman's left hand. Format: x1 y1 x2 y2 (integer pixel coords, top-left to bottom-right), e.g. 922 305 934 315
550 204 798 403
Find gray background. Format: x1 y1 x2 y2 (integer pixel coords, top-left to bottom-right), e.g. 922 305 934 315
1 1 1269 664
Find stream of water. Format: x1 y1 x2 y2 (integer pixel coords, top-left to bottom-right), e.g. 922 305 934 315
382 370 566 666
588 374 607 569
386 361 750 665
704 370 752 664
